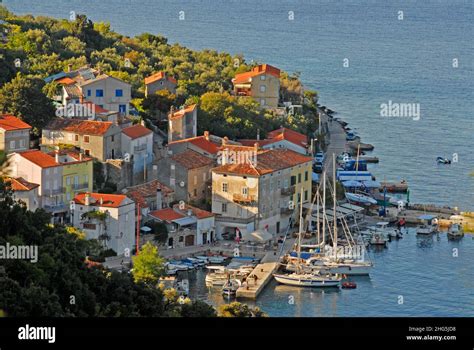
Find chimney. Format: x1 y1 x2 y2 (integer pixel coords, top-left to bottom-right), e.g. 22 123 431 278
204 131 210 141
222 136 228 146
84 193 90 206
79 152 83 161
55 152 59 163
187 209 192 216
156 188 162 210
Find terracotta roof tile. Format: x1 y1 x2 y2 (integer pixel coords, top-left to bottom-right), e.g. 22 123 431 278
124 180 174 208
18 150 59 168
0 115 32 131
45 119 113 136
122 124 153 140
168 134 220 155
149 208 185 222
145 71 177 85
74 193 128 208
233 64 280 84
4 177 39 191
171 149 214 169
173 203 214 219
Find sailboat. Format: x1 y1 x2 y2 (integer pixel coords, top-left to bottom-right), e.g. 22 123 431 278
273 188 342 287
302 155 373 275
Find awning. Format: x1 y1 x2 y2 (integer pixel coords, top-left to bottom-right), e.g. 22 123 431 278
172 216 197 226
242 229 272 242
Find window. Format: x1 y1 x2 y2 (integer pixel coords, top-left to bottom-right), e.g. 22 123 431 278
222 183 228 192
19 139 25 148
193 189 197 196
260 75 266 81
242 187 248 196
84 175 89 184
96 89 104 97
305 171 308 181
9 140 15 149
298 173 301 183
111 135 114 142
66 177 71 185
290 176 296 186
85 150 90 156
119 105 126 113
66 192 71 201
277 180 281 188
179 236 184 242
304 190 308 201
83 135 90 143
115 89 123 97
260 99 266 106
260 85 266 93
74 134 79 142
87 89 91 97
222 203 227 213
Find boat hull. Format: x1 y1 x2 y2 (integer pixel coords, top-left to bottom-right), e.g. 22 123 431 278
273 274 340 287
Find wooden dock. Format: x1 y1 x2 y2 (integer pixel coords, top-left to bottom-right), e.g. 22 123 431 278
236 262 279 300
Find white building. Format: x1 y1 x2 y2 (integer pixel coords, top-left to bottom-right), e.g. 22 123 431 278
121 124 153 174
72 192 136 256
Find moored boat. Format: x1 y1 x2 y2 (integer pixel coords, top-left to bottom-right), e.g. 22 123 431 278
447 223 464 240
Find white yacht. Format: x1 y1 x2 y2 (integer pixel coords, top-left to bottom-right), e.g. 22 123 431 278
416 215 438 235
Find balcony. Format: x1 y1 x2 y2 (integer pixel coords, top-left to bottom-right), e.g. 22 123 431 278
45 188 64 195
236 88 252 97
215 215 255 225
280 186 295 196
43 203 67 213
232 193 257 205
72 182 89 190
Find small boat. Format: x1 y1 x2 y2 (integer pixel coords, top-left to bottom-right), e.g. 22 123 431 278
370 233 388 246
208 256 227 264
167 261 192 271
436 156 451 164
273 272 341 287
345 192 377 205
176 279 189 296
416 215 439 235
194 256 210 263
222 279 241 297
447 223 464 240
341 281 357 289
183 257 206 267
379 180 408 193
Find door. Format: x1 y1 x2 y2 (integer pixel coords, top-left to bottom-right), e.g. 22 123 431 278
168 237 174 248
276 222 280 234
185 235 195 246
202 232 208 244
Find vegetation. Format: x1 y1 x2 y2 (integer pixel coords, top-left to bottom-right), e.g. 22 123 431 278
218 302 267 317
0 6 318 141
131 242 166 285
0 178 215 317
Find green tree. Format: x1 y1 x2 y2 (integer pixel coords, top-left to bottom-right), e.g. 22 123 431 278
218 302 267 317
131 242 165 285
0 73 56 134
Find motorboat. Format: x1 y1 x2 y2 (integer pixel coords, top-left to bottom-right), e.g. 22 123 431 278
273 272 341 287
345 192 377 205
183 257 206 267
374 222 402 238
208 256 227 264
222 279 241 297
436 156 451 164
166 261 192 271
176 279 189 296
370 232 388 246
447 223 464 240
416 215 439 235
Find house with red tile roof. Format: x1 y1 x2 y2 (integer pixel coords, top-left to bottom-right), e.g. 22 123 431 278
157 149 214 203
46 66 132 116
232 64 281 108
149 203 215 247
0 114 31 154
144 71 177 96
72 192 136 255
168 104 197 143
4 176 40 211
168 131 240 159
238 127 308 155
211 148 312 238
42 119 122 161
123 179 175 216
121 123 154 175
5 149 93 223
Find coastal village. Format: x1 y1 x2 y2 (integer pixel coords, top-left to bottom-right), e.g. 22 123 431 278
2 60 472 301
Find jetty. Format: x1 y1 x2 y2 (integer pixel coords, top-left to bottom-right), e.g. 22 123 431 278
348 140 374 151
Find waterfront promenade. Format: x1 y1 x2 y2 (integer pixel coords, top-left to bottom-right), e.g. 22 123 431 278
320 110 347 176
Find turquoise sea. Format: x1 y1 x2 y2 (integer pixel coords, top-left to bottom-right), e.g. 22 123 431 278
5 0 473 316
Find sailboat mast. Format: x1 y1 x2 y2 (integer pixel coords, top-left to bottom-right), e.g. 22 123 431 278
333 154 338 257
297 188 304 269
316 183 320 244
322 172 326 246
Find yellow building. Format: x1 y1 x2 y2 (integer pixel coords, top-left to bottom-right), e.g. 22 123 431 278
232 64 280 108
57 151 93 204
212 147 312 238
